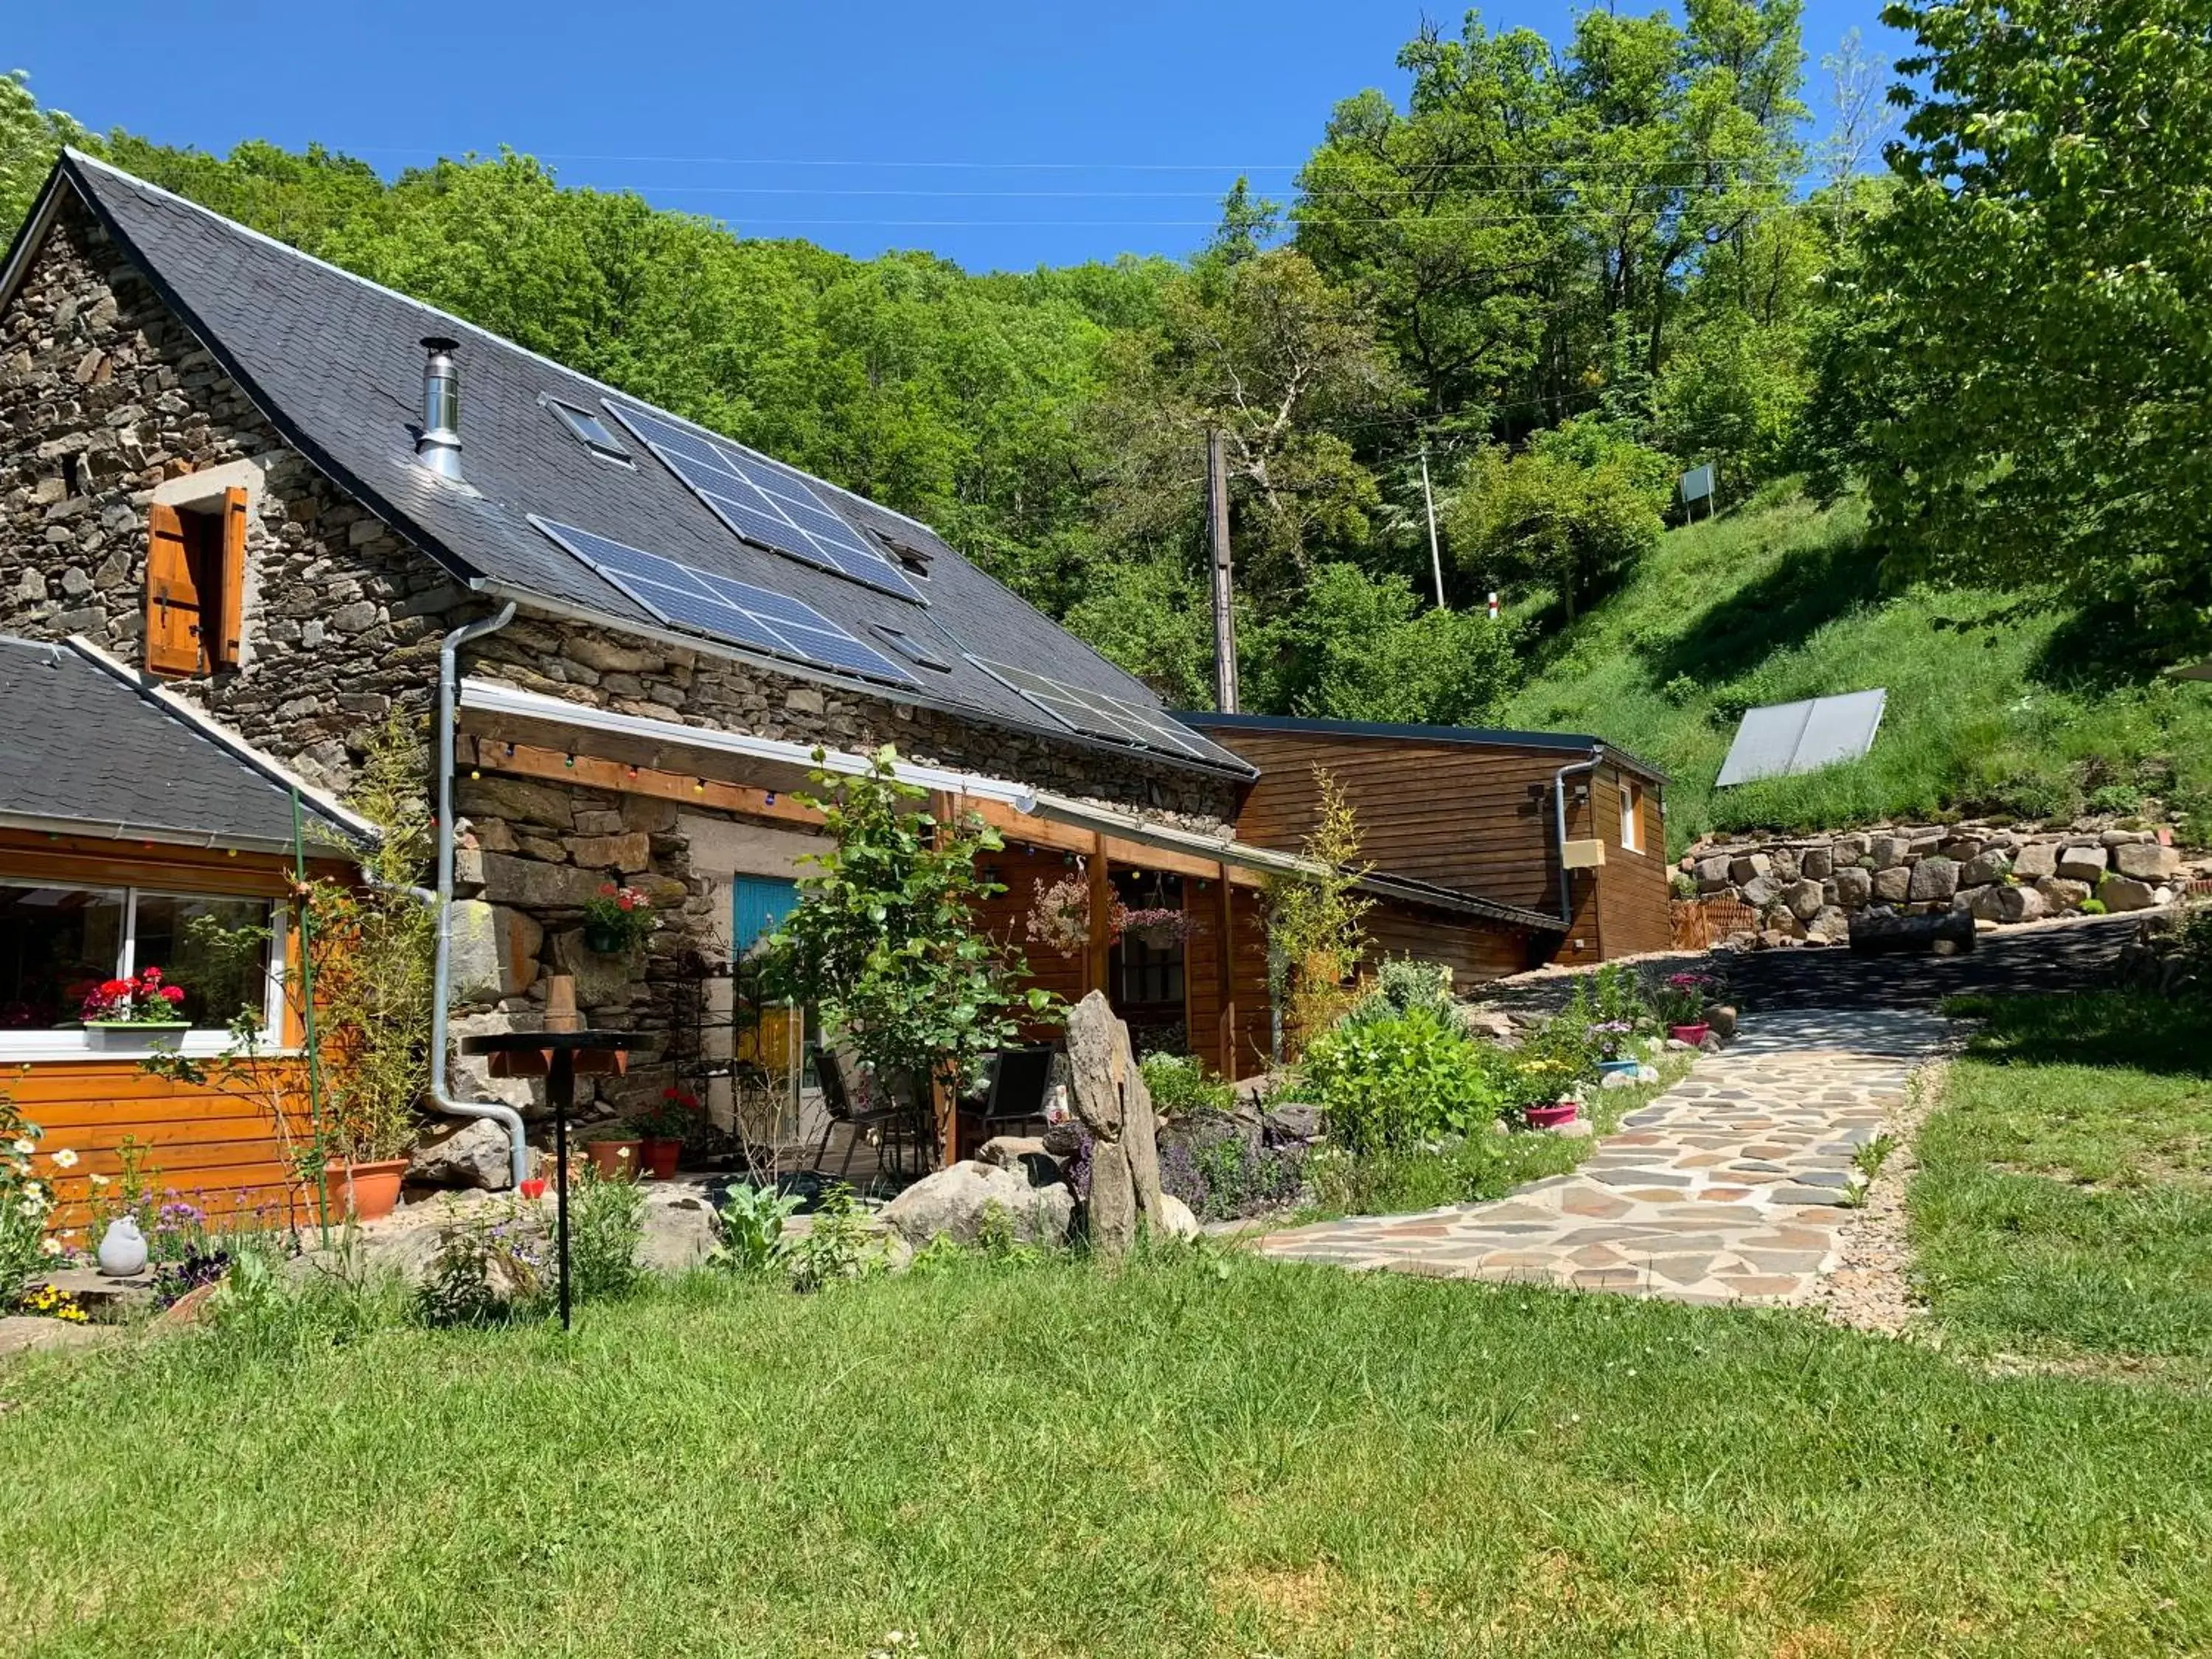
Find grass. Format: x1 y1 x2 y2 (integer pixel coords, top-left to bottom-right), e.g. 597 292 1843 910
1497 490 2212 856
1911 992 2212 1370
4 1250 2211 1656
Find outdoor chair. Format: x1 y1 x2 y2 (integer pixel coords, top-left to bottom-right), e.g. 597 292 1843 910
967 1046 1057 1145
809 1046 912 1180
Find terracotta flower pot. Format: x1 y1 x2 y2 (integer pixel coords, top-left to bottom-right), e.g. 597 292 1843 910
584 1139 641 1180
323 1158 410 1223
639 1137 681 1180
1527 1102 1580 1130
1669 1023 1711 1046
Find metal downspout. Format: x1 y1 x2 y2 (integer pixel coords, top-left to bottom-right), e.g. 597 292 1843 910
429 603 526 1187
1553 755 1603 926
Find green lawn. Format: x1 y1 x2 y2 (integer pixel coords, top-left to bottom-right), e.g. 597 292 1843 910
5 1248 2211 1657
1498 491 2212 855
1912 993 2212 1371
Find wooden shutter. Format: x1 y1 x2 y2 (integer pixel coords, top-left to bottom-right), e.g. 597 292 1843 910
215 487 248 669
145 502 204 676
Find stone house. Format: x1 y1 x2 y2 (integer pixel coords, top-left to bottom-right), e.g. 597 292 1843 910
1 150 1595 1205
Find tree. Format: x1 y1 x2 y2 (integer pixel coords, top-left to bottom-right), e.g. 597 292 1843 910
1265 768 1373 1054
1448 420 1672 621
0 70 89 239
1246 563 1520 726
762 749 1058 1119
1851 0 2212 656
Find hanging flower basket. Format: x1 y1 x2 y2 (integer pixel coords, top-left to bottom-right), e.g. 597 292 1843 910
1118 906 1189 950
582 884 656 955
1025 876 1096 954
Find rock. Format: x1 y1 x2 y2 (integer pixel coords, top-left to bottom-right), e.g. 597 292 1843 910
1459 1009 1519 1044
1969 883 2045 924
1799 846 1834 881
568 832 653 873
1157 1194 1201 1238
1907 858 1960 902
1848 907 1976 955
1870 834 1913 870
1741 874 1782 910
1040 1121 1088 1161
1768 849 1801 885
407 1118 514 1190
2035 876 2093 912
1729 852 1772 885
550 928 641 1011
1809 905 1851 942
1781 878 1823 920
1832 866 1874 908
978 1135 1050 1169
1599 1068 1636 1090
637 1185 720 1273
1871 866 1913 904
0 1315 114 1358
1065 991 1165 1255
479 852 610 910
2012 842 2059 881
457 776 577 832
2099 877 2164 913
878 1160 1076 1248
1694 855 1733 891
2099 827 2147 848
448 901 543 1002
1832 833 1871 861
1959 850 2011 887
1706 1004 1738 1040
1261 1102 1323 1144
2115 842 2181 881
1545 1117 1595 1138
2056 844 2108 883
1940 836 1985 863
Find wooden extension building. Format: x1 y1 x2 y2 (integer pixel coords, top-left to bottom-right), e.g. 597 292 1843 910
1180 713 1674 972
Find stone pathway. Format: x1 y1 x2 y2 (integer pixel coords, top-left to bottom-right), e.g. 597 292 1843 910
1256 1009 1958 1306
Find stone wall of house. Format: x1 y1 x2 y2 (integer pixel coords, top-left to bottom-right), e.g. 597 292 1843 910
1679 818 2207 947
0 189 1241 1138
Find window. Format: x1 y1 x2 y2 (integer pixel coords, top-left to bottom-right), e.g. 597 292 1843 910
547 398 633 465
1620 779 1645 853
868 623 953 672
0 882 280 1057
145 488 248 676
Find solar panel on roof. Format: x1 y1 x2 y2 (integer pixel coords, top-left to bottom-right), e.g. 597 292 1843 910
532 518 917 689
1715 689 1887 787
968 657 1222 762
602 403 925 604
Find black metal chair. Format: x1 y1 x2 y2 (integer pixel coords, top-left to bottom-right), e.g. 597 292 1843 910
810 1046 911 1180
967 1046 1057 1144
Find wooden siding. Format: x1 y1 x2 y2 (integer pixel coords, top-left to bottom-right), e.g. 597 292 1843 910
1590 765 1674 956
973 839 1089 1043
1364 899 1535 987
1188 877 1271 1079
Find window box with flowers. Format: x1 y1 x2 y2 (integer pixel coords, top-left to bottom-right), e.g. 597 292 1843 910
582 884 657 956
82 965 192 1048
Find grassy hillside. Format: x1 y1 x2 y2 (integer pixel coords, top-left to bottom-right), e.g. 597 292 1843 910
1498 492 2212 858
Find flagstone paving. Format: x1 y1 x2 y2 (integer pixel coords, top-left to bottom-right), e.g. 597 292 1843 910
1255 1009 1958 1306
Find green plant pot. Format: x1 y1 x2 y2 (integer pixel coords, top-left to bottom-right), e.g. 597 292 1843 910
582 924 631 956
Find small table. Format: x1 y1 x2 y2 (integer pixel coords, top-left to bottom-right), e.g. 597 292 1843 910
459 1029 647 1331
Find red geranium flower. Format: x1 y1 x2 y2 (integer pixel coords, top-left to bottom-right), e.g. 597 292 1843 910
159 985 186 1004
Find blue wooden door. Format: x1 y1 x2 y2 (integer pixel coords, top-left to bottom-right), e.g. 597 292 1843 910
732 874 799 959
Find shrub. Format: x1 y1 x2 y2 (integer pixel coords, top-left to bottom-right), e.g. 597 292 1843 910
568 1160 645 1303
2087 783 2146 817
1 1085 63 1301
416 1202 545 1327
790 1183 880 1291
1160 1119 1307 1222
1346 956 1456 1027
709 1182 803 1275
1140 1053 1235 1118
1300 1005 1501 1154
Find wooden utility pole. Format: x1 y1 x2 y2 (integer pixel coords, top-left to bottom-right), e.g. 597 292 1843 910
1419 440 1446 608
1206 428 1239 713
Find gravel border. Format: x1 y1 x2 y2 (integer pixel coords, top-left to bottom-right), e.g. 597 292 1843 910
1812 1057 1950 1338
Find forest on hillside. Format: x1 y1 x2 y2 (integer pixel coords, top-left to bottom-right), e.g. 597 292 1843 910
5 0 2208 737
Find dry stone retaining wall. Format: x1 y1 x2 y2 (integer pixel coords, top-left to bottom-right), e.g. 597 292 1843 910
1680 820 2206 948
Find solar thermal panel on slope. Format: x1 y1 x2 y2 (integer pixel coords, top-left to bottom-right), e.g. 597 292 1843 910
533 519 917 688
603 404 925 603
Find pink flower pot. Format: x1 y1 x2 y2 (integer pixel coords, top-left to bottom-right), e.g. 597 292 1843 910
1527 1102 1580 1130
1669 1023 1711 1046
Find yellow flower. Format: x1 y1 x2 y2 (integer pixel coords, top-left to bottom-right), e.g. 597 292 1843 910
47 1147 78 1169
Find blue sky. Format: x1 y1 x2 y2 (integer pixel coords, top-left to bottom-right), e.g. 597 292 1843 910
15 0 1904 274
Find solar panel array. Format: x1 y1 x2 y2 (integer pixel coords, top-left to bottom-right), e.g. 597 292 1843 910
534 519 917 688
970 657 1231 763
1715 688 1887 787
604 403 924 602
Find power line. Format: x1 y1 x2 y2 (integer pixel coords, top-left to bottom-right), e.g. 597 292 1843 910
336 145 1779 175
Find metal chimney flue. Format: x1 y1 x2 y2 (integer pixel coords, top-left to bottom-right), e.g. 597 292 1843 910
416 335 463 481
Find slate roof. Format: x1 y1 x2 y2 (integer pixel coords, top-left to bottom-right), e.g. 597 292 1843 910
0 636 364 852
1175 710 1671 784
24 151 1251 781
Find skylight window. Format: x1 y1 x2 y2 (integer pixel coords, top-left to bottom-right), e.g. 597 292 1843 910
869 623 953 672
546 398 632 464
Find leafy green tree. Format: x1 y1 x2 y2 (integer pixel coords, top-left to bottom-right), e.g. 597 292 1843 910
762 749 1058 1110
0 70 90 238
1857 0 2212 654
1247 563 1520 726
1447 420 1672 620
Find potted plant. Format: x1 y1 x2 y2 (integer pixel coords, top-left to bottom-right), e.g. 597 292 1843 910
1588 1020 1641 1080
582 1123 642 1180
1024 874 1096 955
1657 972 1718 1046
631 1087 701 1180
1118 905 1189 950
582 883 657 956
80 966 189 1047
1527 1097 1582 1131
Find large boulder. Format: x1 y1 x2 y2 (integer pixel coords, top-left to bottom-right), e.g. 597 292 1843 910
406 1118 514 1190
1871 865 1913 905
878 1160 1075 1248
1694 855 1733 892
2115 842 2181 882
1065 991 1166 1255
1785 878 1826 921
1908 858 1961 902
2056 844 2109 883
1799 846 1834 881
2035 876 2093 912
1970 883 2047 925
2012 842 2059 881
1729 852 1773 885
2099 877 2166 914
1832 866 1874 908
1741 874 1782 911
1958 849 2012 888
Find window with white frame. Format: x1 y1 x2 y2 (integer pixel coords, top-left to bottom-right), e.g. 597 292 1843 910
1620 779 1645 852
0 881 282 1057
